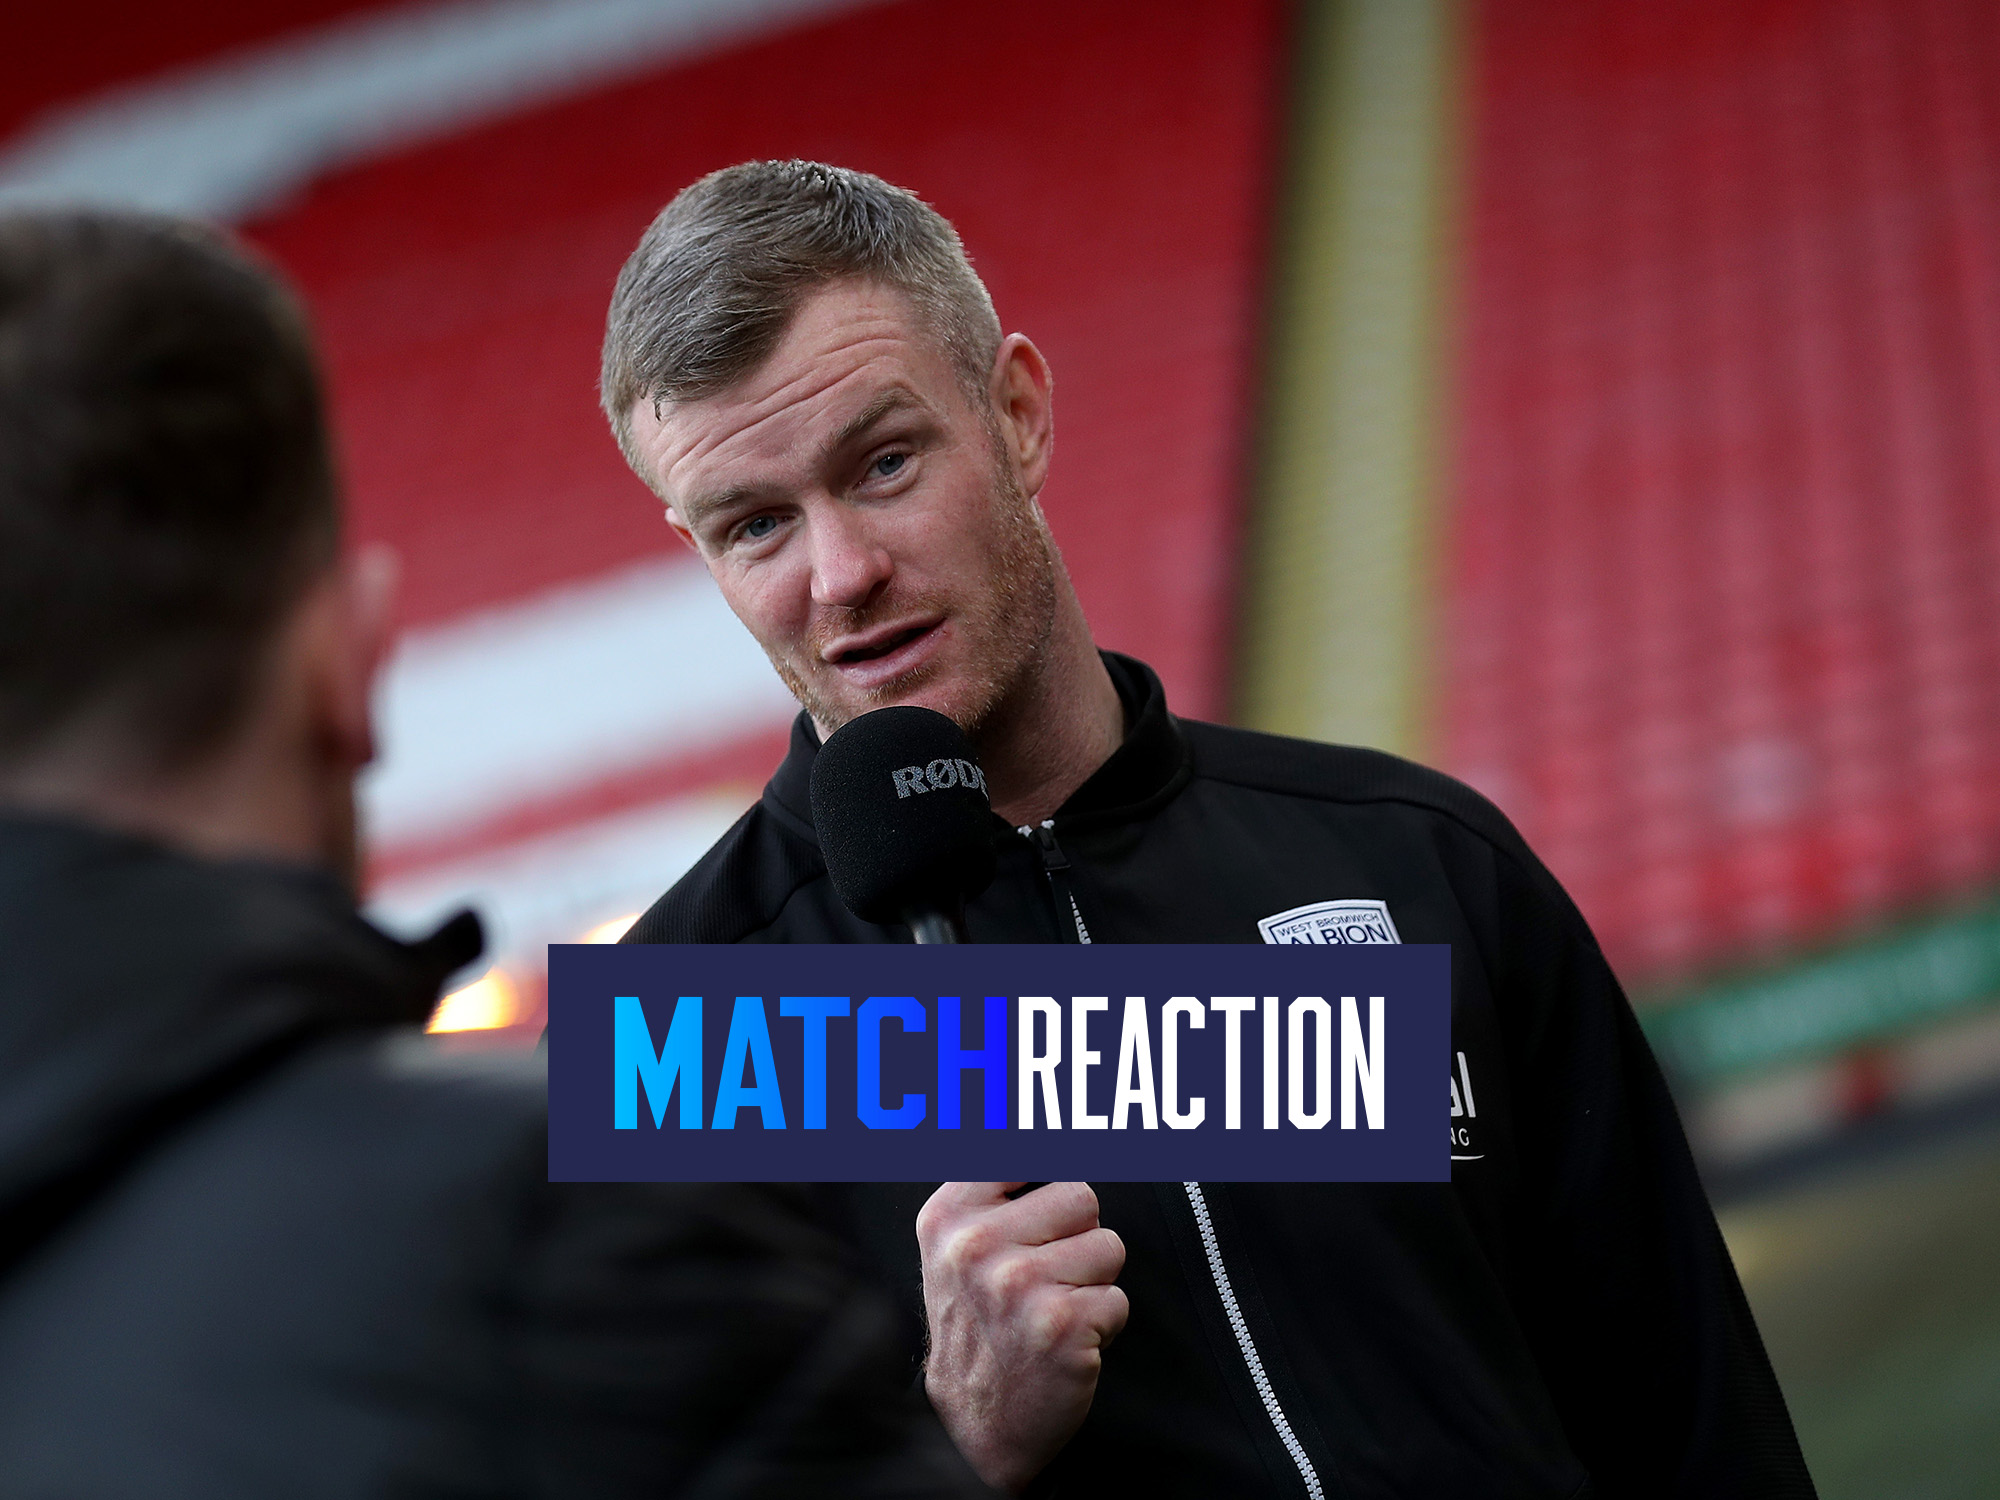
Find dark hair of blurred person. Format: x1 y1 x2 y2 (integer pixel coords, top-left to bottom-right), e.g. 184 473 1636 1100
0 214 361 874
0 210 989 1500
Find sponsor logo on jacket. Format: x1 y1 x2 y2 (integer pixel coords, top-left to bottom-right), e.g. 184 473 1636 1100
1258 902 1485 1164
1450 1050 1483 1161
1257 898 1401 946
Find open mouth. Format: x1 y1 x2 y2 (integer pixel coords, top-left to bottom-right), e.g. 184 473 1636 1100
829 622 934 665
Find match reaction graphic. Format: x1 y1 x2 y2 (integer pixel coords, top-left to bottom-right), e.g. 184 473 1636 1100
548 943 1449 1181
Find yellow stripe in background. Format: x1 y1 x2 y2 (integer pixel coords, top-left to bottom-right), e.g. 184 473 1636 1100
1236 0 1463 761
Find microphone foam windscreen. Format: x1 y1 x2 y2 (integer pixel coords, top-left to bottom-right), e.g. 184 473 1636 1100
809 706 998 925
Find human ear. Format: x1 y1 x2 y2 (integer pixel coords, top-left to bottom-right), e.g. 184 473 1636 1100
281 546 393 886
321 545 397 772
989 334 1055 498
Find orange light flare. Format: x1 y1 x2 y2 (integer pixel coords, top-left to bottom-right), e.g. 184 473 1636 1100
423 911 639 1040
427 968 521 1034
582 912 640 944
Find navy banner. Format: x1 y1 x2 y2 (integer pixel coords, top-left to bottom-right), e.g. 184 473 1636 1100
547 943 1450 1182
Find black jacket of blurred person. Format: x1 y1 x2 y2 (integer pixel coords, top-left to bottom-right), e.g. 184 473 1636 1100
0 211 988 1500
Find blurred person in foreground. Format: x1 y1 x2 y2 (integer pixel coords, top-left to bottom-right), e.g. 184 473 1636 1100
604 161 1817 1498
0 210 989 1500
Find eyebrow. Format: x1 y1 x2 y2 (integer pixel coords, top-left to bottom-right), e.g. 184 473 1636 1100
823 385 933 462
679 386 937 530
678 483 759 530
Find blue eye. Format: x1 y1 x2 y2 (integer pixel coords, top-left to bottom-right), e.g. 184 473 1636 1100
872 452 907 479
740 514 778 541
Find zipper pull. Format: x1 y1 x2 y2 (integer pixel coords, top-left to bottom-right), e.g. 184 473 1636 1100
1022 819 1070 871
1018 820 1091 944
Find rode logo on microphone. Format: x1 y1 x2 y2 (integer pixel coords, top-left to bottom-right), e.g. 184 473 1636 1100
892 759 988 799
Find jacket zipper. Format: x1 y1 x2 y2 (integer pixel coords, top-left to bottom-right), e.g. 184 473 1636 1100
1020 835 1310 1488
1019 820 1091 943
1182 1183 1325 1500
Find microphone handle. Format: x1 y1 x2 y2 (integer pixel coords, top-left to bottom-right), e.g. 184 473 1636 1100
904 898 968 944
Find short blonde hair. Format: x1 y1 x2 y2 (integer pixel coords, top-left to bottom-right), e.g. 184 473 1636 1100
600 160 1001 479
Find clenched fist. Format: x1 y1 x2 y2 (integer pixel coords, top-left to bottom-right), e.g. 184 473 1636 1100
915 1181 1129 1492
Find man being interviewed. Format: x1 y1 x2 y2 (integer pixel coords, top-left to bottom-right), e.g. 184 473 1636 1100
607 161 1815 1499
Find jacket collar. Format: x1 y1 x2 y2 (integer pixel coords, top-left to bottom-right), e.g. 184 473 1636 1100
0 811 481 1022
0 811 482 1270
763 650 1193 842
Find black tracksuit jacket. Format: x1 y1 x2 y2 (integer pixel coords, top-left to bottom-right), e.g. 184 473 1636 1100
0 813 986 1499
626 652 1817 1499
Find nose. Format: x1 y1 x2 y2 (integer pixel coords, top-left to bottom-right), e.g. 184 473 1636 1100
807 504 893 610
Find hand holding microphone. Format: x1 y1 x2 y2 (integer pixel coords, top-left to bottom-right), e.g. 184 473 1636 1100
916 1181 1129 1493
814 711 1126 1489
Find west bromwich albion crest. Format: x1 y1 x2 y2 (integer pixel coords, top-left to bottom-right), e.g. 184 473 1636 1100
1257 898 1401 945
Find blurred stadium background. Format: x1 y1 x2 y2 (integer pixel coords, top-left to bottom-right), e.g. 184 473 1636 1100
6 1 1997 1491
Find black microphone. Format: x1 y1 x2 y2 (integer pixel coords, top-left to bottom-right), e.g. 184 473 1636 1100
809 706 997 943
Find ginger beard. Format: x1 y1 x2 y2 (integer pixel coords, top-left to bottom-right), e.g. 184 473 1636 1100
763 453 1059 747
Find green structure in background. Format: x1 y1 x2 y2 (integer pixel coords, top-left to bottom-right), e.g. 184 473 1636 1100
1647 898 2000 1089
1237 0 1459 758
